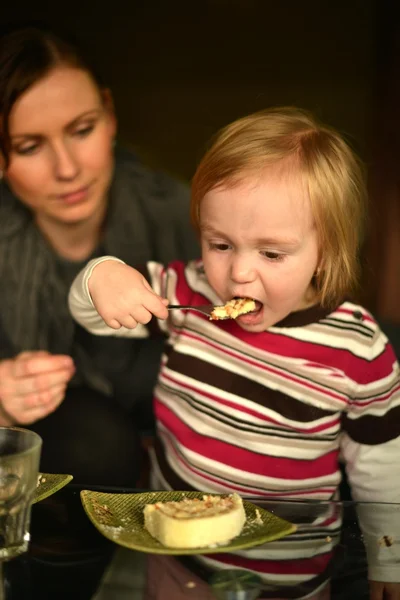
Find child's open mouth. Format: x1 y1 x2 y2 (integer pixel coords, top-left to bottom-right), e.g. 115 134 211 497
235 298 264 325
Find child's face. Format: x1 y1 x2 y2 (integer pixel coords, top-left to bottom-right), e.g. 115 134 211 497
199 168 320 332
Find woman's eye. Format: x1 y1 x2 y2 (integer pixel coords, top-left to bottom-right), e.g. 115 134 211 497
74 124 95 137
14 143 40 156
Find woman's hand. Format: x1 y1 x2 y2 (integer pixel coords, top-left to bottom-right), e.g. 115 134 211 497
0 351 75 425
88 260 169 329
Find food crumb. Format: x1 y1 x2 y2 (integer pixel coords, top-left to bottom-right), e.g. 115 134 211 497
186 581 196 588
92 499 114 522
378 535 394 547
254 509 263 525
102 525 123 539
325 536 332 542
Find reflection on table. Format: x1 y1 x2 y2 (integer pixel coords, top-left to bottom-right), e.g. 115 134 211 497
94 498 400 600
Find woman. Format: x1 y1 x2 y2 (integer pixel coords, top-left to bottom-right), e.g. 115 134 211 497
0 25 198 486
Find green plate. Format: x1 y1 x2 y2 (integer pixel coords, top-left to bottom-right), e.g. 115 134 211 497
80 490 296 555
33 473 73 504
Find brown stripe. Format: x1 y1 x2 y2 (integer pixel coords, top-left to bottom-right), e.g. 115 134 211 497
274 304 332 328
166 351 335 423
322 316 374 337
342 405 400 445
172 330 350 400
173 330 351 405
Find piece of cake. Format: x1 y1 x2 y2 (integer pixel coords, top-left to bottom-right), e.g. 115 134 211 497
143 493 246 548
210 298 256 320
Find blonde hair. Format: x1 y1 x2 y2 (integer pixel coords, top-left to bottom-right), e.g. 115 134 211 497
191 107 367 308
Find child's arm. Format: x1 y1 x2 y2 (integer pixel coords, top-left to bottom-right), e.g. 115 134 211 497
68 256 169 337
340 326 400 588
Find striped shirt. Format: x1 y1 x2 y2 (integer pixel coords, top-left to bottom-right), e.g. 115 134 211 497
69 257 400 590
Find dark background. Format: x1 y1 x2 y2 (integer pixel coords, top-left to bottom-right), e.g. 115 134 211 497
2 0 399 322
2 0 377 177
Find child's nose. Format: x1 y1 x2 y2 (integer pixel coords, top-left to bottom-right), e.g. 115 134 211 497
230 254 256 284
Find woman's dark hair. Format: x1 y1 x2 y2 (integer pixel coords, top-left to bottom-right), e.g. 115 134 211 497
0 25 105 166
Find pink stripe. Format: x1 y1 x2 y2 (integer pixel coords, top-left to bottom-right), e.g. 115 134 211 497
320 513 341 528
160 370 340 434
195 320 395 386
160 429 336 498
162 431 275 497
156 402 338 479
203 551 333 575
176 320 397 391
353 382 400 408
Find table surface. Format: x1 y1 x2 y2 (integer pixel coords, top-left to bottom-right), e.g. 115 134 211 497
6 486 400 600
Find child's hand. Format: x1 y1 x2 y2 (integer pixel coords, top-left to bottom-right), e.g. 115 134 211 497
370 580 400 600
88 260 169 329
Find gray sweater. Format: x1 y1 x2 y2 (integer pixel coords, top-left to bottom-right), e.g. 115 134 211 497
0 147 199 407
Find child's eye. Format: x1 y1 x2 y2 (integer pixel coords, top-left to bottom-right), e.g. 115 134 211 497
261 251 285 261
209 243 231 251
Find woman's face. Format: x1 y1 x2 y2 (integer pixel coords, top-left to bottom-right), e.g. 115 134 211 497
2 66 116 225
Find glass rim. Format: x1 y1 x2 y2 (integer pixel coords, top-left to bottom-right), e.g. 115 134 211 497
0 426 42 455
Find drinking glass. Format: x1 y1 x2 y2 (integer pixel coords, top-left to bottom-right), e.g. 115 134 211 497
0 427 42 599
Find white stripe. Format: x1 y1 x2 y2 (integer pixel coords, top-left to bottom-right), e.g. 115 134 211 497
157 387 340 458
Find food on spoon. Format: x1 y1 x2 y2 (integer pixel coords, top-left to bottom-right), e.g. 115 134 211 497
210 298 257 320
143 493 246 548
